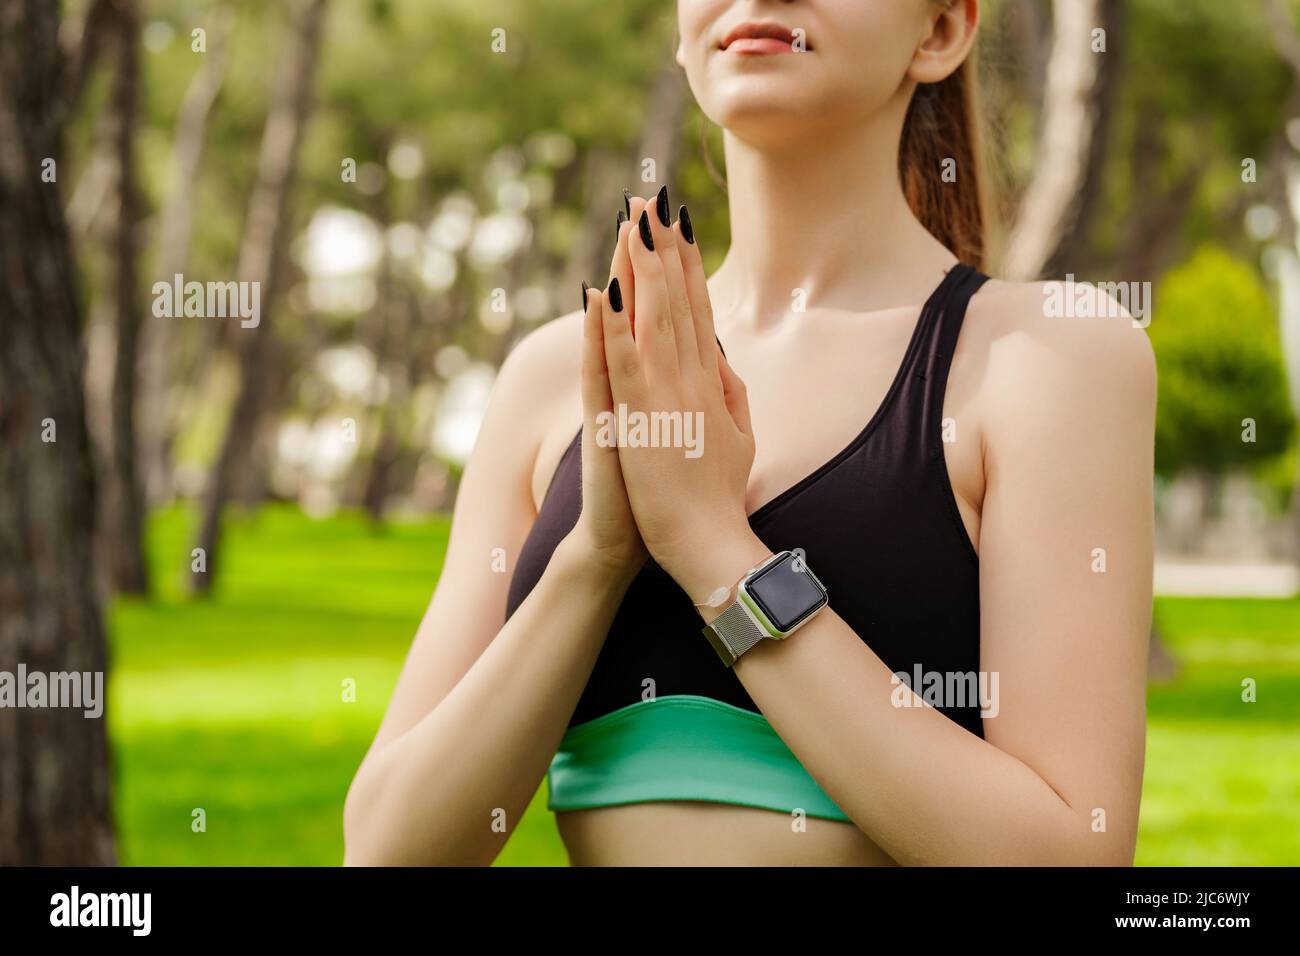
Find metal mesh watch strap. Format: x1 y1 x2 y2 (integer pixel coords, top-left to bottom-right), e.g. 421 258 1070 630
701 600 767 667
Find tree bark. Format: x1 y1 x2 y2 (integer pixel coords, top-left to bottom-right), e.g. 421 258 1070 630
191 0 328 594
105 0 150 595
0 0 116 865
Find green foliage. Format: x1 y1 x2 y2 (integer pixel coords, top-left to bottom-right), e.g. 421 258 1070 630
1150 246 1295 477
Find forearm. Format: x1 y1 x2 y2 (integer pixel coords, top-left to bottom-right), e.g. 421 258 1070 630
676 532 1134 867
343 534 636 866
738 613 1117 865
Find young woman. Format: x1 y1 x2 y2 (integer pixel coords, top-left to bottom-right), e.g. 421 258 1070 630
343 0 1155 866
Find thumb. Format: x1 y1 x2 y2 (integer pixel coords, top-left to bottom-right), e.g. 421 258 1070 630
715 343 752 438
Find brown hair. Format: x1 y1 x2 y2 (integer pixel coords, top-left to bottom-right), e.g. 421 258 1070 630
898 56 990 270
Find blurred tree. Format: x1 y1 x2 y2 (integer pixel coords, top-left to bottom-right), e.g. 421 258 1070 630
1002 0 1118 279
1079 0 1290 281
1150 246 1295 493
105 0 150 595
0 0 115 865
193 0 329 595
138 0 235 504
1264 0 1300 558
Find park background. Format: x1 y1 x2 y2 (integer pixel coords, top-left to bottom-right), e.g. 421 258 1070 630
3 0 1300 865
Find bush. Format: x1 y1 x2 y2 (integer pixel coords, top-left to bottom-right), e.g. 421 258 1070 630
1149 245 1294 478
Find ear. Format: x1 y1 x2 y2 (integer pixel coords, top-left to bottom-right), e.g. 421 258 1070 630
674 25 686 69
908 0 979 85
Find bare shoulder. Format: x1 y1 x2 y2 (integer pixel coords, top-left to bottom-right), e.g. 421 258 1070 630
478 308 585 504
494 308 585 402
483 308 585 446
964 276 1156 416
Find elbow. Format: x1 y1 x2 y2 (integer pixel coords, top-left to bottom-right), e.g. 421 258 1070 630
342 759 408 867
342 771 380 866
342 762 498 867
1053 826 1137 867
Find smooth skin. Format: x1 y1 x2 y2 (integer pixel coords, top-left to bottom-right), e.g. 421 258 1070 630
343 0 1155 866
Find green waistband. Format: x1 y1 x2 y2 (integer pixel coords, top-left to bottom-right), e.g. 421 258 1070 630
547 694 851 822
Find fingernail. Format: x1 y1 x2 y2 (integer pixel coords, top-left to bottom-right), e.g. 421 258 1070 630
581 280 589 312
609 277 623 313
678 204 695 244
637 210 655 251
623 189 631 218
616 209 627 244
655 185 671 227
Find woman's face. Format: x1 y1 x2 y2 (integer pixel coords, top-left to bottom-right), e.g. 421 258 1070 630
676 0 933 145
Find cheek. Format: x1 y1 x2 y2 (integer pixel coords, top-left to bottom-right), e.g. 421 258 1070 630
676 0 724 71
814 1 923 101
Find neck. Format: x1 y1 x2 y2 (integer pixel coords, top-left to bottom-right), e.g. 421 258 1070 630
710 99 957 327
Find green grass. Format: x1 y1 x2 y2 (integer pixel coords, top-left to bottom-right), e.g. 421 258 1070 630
109 505 1300 865
109 504 567 866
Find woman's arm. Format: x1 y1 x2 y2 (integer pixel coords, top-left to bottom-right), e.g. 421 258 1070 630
343 247 646 865
602 200 1156 865
674 284 1156 866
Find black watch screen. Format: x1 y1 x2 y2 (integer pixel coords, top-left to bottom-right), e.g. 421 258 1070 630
747 551 828 633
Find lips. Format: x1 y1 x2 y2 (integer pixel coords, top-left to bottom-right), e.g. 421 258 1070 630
719 21 809 54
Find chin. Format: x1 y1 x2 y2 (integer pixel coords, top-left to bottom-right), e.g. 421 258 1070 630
707 88 842 147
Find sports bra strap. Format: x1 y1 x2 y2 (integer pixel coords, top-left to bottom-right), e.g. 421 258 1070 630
906 263 990 460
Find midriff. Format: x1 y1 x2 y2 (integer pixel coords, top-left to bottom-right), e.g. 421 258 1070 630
556 803 897 866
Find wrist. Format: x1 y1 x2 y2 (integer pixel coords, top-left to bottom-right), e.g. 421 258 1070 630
553 530 645 595
661 527 773 617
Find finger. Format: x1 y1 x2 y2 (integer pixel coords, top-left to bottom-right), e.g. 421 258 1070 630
601 275 647 407
645 186 700 372
674 204 719 368
717 344 753 438
580 283 615 445
610 193 648 340
629 207 678 386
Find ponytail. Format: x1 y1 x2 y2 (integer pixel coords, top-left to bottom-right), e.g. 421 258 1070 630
898 57 989 271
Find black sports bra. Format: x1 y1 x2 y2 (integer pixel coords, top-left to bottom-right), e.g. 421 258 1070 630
505 263 990 820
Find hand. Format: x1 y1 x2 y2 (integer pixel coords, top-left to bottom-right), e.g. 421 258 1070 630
599 188 768 599
566 198 653 581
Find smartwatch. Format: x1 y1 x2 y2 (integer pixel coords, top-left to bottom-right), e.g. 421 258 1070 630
701 550 828 667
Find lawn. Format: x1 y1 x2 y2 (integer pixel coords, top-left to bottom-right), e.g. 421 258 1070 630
108 505 1300 865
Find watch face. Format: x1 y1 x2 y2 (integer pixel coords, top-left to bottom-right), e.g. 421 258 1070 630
747 552 828 633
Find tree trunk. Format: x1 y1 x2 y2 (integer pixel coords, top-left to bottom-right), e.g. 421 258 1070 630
105 0 149 595
0 0 116 865
138 0 235 504
1043 0 1123 278
1001 0 1109 280
191 0 328 594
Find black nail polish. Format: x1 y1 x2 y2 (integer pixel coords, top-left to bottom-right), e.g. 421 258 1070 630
616 209 627 243
679 204 695 244
655 185 671 227
638 210 654 251
581 280 589 312
609 277 623 313
623 189 631 218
